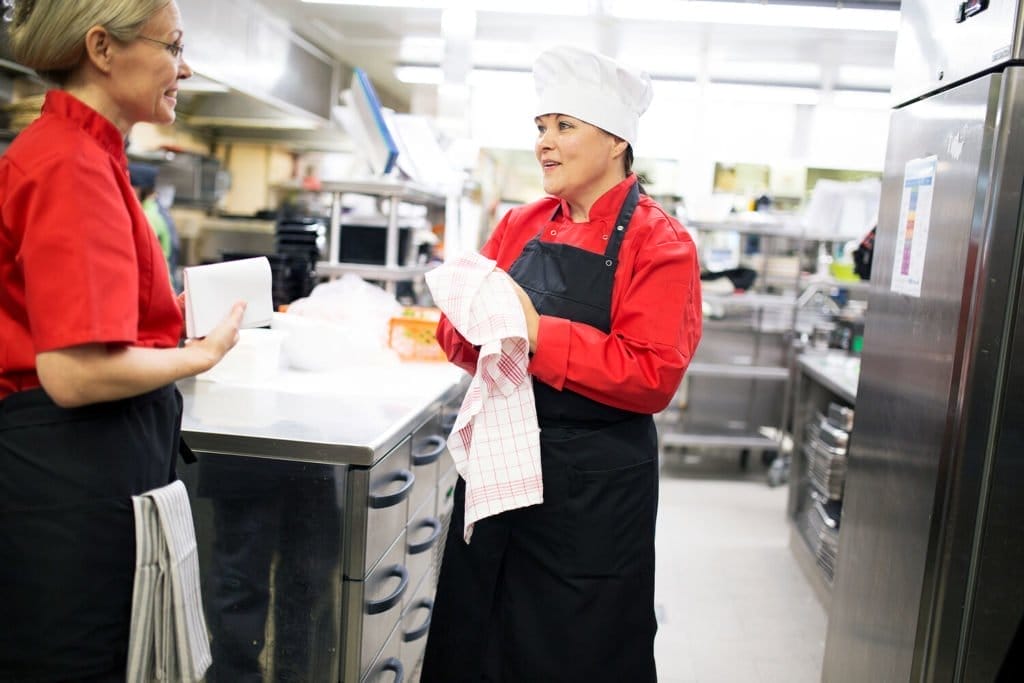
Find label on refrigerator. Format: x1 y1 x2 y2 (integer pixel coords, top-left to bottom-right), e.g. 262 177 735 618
890 156 937 298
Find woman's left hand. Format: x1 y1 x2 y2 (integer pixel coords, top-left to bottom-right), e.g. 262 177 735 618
503 272 539 353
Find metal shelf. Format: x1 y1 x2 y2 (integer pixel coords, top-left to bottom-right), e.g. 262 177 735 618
276 179 447 206
660 431 780 450
289 178 449 293
686 362 790 381
703 292 798 308
315 262 436 282
688 218 805 238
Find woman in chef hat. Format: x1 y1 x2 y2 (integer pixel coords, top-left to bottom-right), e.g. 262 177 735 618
0 2 243 680
423 45 703 682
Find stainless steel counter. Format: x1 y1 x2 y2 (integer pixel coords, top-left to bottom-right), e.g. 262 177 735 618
178 363 467 466
797 352 860 404
177 361 468 682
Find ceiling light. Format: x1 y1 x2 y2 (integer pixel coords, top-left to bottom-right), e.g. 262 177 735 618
395 65 444 85
830 89 893 109
604 0 900 32
301 0 590 15
707 82 820 105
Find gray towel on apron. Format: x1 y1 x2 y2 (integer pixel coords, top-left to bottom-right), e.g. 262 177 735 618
126 480 212 683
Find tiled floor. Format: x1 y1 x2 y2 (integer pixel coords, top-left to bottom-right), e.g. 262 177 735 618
654 452 827 683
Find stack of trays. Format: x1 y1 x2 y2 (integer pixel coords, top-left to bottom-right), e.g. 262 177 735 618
798 491 842 581
274 218 326 307
804 406 854 500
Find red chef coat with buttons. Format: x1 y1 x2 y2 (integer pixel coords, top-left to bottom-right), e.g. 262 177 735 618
437 174 702 415
0 90 182 398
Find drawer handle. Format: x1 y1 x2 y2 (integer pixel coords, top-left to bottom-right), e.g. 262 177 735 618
379 656 404 682
369 470 415 509
407 516 441 555
366 564 409 615
403 597 434 643
412 435 446 466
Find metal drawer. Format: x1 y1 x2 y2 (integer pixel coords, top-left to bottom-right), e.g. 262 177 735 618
405 490 440 604
408 415 446 519
345 437 414 580
359 619 404 683
343 532 409 683
399 571 436 681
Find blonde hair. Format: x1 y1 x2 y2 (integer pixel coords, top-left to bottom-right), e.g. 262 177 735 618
8 0 171 85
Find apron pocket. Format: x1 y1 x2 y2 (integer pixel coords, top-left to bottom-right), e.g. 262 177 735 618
540 422 658 578
565 458 657 578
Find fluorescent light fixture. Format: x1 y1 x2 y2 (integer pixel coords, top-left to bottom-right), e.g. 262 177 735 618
604 0 900 32
398 37 444 64
831 89 892 109
710 61 821 86
302 0 590 15
836 65 896 91
395 64 532 87
395 64 444 85
707 82 820 105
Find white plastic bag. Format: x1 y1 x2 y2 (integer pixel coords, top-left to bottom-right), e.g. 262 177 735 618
272 275 403 370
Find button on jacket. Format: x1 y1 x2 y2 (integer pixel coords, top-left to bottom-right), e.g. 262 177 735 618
437 174 702 415
0 90 182 398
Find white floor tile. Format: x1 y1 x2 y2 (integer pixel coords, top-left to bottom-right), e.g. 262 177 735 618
654 455 827 683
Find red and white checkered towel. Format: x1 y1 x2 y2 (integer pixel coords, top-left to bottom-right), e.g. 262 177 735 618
425 253 543 542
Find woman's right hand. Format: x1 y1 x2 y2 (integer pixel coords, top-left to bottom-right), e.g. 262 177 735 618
185 301 246 372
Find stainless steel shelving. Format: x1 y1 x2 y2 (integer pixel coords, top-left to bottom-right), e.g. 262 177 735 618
278 179 448 291
661 216 864 464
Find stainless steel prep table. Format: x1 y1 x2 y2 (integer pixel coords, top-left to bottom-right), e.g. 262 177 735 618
175 366 467 683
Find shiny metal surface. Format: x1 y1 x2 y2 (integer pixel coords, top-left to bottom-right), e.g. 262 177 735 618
824 67 1024 681
405 491 441 603
342 534 409 683
891 0 1023 106
345 437 413 580
400 572 436 681
179 455 346 682
178 365 466 466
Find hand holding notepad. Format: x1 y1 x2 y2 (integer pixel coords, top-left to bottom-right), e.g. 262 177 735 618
183 257 274 339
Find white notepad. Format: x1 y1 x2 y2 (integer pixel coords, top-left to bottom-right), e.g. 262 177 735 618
183 257 274 339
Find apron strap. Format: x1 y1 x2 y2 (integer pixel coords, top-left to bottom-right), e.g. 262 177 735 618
543 179 641 261
604 181 640 260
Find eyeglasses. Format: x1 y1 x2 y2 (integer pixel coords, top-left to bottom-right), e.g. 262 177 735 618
137 35 185 60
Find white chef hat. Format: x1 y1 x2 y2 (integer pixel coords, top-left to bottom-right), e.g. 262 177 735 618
533 45 653 148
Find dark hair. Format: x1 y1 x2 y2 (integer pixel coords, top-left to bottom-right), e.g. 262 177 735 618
624 144 649 193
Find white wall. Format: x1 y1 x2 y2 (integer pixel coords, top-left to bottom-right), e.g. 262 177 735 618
466 73 891 200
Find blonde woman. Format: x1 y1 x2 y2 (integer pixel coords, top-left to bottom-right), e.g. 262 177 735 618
0 1 243 680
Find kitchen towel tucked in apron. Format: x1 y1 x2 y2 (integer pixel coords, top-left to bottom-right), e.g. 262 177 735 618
126 479 212 683
425 252 543 542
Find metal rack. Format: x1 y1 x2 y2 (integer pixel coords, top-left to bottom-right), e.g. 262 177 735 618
658 217 809 463
281 179 448 292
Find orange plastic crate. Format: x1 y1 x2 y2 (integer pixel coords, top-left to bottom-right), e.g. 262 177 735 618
388 307 447 362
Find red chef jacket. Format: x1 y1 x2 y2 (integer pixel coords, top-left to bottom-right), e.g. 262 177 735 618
437 175 702 415
0 90 182 398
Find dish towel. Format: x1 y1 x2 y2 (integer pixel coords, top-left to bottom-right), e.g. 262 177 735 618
126 480 212 683
426 253 543 542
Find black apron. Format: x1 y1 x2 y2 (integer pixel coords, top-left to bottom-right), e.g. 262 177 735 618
423 182 659 683
0 383 186 682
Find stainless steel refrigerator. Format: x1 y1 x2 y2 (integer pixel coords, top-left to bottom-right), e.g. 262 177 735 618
823 1 1024 680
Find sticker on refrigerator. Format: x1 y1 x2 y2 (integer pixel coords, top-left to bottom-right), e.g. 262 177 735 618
890 156 937 298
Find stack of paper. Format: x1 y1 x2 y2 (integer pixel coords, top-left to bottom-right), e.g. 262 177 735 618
183 257 274 339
